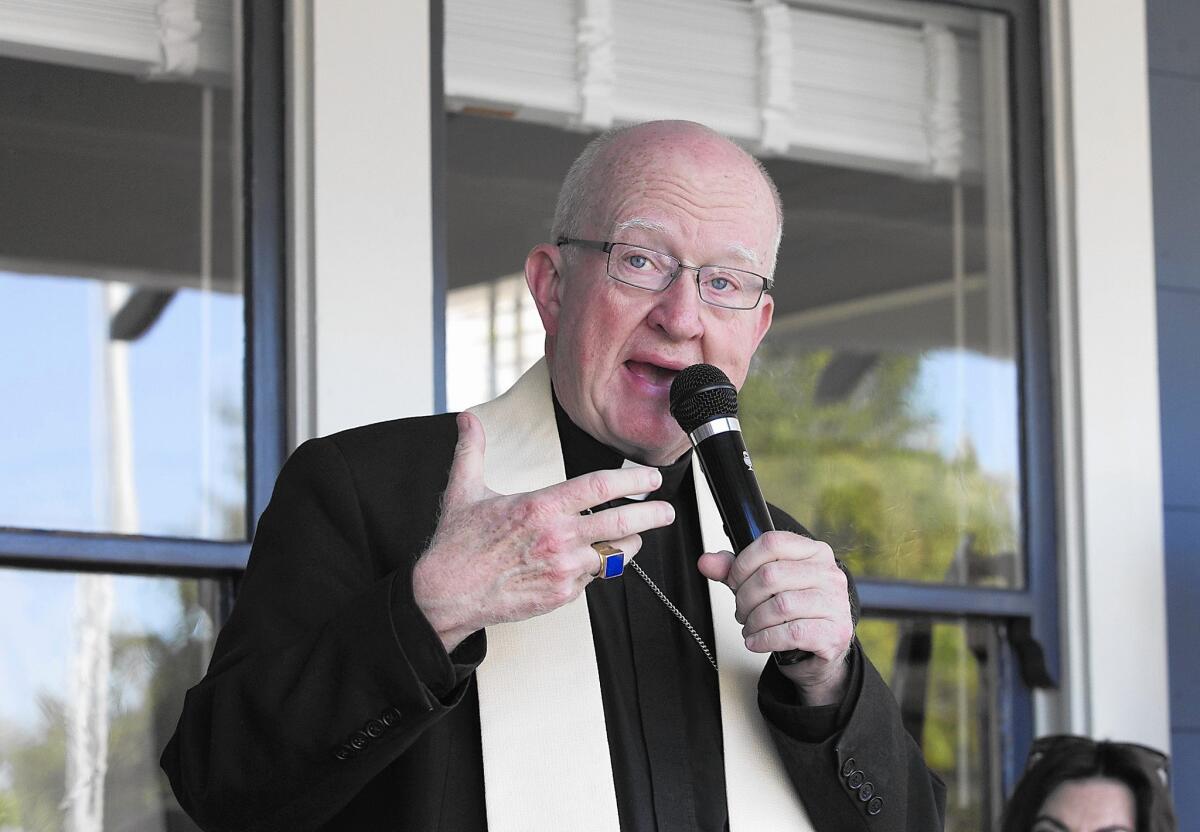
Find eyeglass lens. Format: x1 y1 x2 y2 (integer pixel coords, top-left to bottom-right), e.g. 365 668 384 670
607 243 764 309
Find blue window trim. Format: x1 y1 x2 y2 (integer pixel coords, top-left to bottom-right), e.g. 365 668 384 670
857 581 1036 618
0 530 248 575
0 1 287 575
1004 0 1055 792
244 0 289 529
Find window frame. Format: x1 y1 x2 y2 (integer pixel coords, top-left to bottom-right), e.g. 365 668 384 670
0 1 288 576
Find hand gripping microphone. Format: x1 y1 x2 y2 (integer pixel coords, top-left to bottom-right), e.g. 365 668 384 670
670 364 811 665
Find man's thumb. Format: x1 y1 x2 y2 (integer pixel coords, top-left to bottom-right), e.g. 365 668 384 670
697 550 736 589
447 411 486 496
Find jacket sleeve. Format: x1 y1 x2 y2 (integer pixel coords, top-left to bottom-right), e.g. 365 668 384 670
756 505 948 830
759 647 946 830
160 435 483 832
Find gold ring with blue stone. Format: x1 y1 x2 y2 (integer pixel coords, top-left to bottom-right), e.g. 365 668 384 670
591 542 625 579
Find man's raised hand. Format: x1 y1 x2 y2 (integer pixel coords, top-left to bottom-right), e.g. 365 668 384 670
412 412 676 652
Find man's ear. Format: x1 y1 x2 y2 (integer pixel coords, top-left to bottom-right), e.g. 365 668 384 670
750 292 774 351
525 243 564 336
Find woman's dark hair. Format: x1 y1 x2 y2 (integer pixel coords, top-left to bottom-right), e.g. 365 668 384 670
1001 736 1176 832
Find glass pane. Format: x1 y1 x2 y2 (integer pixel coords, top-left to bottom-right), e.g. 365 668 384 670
0 52 245 539
859 616 1005 832
0 567 219 831
446 273 544 411
444 116 583 412
742 11 1022 587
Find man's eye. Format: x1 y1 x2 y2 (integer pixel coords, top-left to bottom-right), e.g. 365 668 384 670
707 273 741 293
627 254 650 270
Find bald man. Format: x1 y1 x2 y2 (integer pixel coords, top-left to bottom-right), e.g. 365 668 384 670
163 121 946 832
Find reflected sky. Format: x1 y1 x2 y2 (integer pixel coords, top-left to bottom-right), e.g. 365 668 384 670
914 348 1019 479
0 272 244 538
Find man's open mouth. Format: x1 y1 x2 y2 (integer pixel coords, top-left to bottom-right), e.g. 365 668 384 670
625 360 680 388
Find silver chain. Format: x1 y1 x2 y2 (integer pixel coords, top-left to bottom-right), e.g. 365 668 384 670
628 560 718 671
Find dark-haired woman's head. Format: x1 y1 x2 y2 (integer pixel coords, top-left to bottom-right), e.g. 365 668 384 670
1001 736 1175 832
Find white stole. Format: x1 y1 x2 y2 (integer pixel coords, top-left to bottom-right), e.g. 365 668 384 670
469 359 814 831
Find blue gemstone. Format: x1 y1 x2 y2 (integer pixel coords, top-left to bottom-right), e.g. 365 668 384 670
603 553 624 579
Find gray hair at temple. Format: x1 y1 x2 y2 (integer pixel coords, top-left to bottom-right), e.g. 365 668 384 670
551 121 785 276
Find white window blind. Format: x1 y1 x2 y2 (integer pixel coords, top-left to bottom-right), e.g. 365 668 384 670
444 0 580 118
0 0 233 84
445 0 985 179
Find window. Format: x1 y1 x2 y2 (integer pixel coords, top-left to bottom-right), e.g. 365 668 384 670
440 0 1054 828
0 4 285 828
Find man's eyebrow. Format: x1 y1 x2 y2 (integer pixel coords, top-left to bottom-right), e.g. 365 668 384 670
613 217 667 235
1032 817 1070 832
725 242 759 267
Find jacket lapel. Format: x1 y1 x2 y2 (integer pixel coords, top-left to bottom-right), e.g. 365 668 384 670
469 360 620 832
695 473 816 830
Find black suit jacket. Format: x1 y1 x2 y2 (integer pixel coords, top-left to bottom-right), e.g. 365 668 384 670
162 413 945 831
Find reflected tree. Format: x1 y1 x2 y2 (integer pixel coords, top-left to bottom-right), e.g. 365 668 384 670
742 345 1014 831
0 583 211 832
741 345 1018 585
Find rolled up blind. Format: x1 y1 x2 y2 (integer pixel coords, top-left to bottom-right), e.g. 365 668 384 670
445 0 985 179
0 0 233 84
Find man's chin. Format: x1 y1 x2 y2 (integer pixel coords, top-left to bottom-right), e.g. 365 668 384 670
612 428 690 467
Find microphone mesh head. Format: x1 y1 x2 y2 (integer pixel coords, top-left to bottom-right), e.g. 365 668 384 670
669 364 739 434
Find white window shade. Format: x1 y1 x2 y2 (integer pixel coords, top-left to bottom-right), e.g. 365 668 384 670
0 0 233 84
445 0 987 179
444 0 580 119
613 0 760 138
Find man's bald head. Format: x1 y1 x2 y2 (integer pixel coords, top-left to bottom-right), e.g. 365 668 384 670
525 119 779 464
551 121 784 275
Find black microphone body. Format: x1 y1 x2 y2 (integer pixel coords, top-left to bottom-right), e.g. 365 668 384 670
688 423 775 550
670 364 811 666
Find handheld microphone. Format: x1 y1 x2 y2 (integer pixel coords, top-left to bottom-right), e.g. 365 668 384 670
670 364 811 666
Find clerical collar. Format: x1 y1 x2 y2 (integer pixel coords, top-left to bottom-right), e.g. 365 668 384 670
551 388 692 500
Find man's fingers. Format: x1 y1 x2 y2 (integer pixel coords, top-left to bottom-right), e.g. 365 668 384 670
547 466 664 514
731 559 819 623
446 412 487 500
743 617 850 659
578 500 675 543
740 586 828 635
743 617 827 654
726 531 832 589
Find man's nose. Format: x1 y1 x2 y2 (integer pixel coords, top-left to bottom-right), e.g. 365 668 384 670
646 268 705 340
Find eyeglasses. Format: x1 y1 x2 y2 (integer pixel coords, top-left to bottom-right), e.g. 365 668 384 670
1026 735 1171 788
556 237 773 311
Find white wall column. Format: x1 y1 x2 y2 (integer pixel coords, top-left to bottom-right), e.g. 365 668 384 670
290 0 436 442
1042 0 1170 749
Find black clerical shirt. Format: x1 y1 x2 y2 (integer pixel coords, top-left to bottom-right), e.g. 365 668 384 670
552 395 862 832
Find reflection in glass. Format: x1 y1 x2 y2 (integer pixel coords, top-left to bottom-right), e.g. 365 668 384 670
859 616 1004 832
0 567 218 831
743 10 1021 587
0 55 244 540
446 274 543 412
741 340 1021 588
